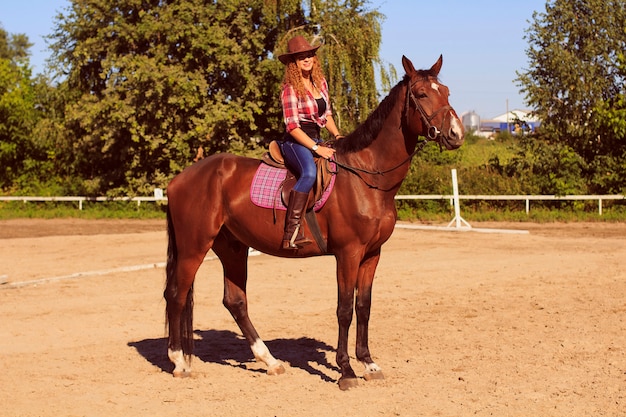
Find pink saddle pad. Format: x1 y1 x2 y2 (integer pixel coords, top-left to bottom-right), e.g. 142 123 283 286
250 163 335 211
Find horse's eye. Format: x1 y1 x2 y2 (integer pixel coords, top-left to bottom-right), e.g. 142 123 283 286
418 93 428 99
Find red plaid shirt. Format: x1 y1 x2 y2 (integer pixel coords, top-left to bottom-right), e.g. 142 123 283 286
281 79 332 133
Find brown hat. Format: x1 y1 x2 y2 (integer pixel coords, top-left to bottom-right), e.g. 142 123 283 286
278 35 321 64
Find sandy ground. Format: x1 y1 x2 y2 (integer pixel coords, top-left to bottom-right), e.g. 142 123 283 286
0 219 624 417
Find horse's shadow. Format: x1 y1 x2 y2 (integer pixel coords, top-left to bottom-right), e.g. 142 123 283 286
128 330 339 383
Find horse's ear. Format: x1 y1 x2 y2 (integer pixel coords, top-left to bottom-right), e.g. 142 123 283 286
402 55 416 75
430 55 443 76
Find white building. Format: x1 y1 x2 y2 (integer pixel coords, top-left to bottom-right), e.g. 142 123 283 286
481 109 541 135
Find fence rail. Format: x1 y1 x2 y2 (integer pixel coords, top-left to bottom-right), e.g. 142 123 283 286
1 194 624 215
395 194 625 215
0 196 164 210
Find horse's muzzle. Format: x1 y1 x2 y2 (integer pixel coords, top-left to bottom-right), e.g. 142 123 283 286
440 116 465 150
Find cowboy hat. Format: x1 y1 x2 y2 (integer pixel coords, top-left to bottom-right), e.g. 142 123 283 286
278 35 321 64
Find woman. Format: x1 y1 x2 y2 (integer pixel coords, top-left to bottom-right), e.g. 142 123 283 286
278 35 342 250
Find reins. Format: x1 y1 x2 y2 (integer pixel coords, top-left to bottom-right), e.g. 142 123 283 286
332 79 448 190
331 139 429 191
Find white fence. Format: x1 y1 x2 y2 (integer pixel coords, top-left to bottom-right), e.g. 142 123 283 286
395 194 625 215
0 194 624 215
0 196 165 210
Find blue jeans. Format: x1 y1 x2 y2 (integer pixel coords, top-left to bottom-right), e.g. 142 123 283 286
279 140 318 193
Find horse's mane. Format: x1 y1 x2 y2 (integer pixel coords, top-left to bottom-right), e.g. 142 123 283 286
334 69 437 154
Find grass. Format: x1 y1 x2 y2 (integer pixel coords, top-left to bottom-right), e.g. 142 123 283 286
0 200 166 220
396 200 626 223
455 135 519 168
2 198 625 223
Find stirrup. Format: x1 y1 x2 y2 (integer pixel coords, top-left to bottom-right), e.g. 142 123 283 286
282 225 312 250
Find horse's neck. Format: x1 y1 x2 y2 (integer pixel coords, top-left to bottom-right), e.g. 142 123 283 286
342 99 415 192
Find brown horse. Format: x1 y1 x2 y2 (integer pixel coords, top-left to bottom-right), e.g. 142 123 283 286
164 55 465 390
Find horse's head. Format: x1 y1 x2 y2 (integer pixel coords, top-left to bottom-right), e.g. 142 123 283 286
402 55 464 150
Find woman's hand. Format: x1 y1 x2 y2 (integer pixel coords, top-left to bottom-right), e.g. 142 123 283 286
314 145 335 160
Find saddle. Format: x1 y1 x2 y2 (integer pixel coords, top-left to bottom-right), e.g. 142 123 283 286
262 140 335 209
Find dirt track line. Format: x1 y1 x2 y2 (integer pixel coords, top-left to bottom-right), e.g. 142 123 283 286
1 250 264 289
1 257 211 289
1 261 171 289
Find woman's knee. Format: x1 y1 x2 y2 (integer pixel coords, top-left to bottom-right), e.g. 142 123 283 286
300 171 316 186
294 164 316 192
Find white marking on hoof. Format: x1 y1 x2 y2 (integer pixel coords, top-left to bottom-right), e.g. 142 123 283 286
168 348 192 377
363 362 381 373
251 339 284 375
363 362 384 381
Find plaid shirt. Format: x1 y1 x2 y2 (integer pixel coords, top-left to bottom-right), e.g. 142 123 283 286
281 79 332 134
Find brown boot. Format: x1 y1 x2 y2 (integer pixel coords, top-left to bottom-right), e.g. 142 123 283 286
282 190 313 250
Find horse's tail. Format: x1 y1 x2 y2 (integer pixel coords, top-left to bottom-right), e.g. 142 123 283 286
164 205 194 357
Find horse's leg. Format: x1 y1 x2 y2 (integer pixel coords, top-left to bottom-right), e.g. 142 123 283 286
212 231 286 376
355 249 384 381
335 255 360 390
164 211 210 377
165 252 203 377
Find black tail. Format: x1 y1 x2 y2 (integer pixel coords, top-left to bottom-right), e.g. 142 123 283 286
164 205 194 357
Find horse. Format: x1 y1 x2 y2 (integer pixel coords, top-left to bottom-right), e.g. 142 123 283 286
164 55 465 390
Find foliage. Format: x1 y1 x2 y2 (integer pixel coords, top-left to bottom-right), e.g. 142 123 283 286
516 0 626 164
495 134 587 195
3 1 626 201
400 130 592 198
41 0 389 195
304 0 394 132
400 132 525 197
0 28 38 190
590 53 626 193
47 0 281 194
0 27 31 60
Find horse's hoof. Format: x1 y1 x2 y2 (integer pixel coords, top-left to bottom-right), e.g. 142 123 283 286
172 370 191 378
267 363 286 376
363 370 384 381
338 377 359 391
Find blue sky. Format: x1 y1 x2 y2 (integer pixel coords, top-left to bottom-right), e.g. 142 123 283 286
0 0 546 119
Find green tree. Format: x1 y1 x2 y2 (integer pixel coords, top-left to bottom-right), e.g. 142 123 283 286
301 0 394 130
590 53 626 193
49 0 284 195
516 0 626 164
46 0 389 195
18 74 77 194
0 27 37 190
0 26 31 60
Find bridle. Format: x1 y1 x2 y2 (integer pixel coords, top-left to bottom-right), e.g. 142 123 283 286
405 79 453 142
332 78 452 190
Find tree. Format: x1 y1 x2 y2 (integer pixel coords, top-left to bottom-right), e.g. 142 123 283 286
0 27 37 190
291 0 393 130
46 0 390 195
516 0 626 162
48 0 285 194
0 26 31 61
589 53 626 193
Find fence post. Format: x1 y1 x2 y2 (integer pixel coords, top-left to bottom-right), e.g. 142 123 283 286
446 169 471 229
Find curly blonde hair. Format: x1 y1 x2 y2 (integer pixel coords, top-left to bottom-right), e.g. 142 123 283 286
282 57 326 98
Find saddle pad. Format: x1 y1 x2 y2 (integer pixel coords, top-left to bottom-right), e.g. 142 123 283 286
250 163 335 211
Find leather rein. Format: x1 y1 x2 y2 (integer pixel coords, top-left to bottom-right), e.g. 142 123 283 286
332 79 451 190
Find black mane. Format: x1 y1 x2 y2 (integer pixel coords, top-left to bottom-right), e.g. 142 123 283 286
334 75 408 154
334 69 438 154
